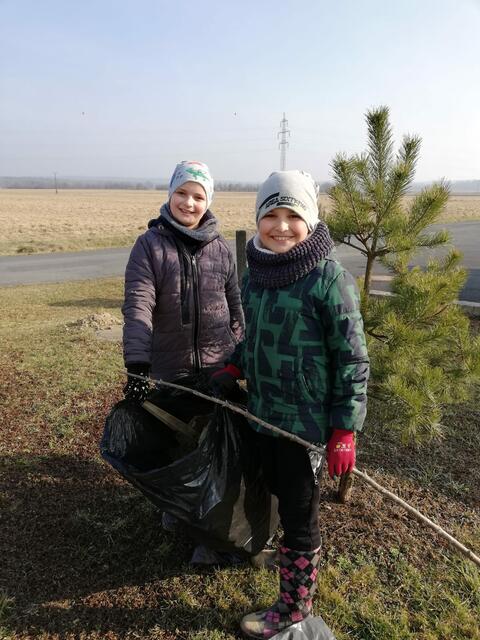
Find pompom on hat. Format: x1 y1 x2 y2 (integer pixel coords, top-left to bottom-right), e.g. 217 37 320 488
256 170 320 231
168 161 214 207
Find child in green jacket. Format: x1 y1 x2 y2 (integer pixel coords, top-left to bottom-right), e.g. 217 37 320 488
212 170 369 638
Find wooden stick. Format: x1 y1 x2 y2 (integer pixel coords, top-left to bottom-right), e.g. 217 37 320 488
351 467 480 567
142 400 197 445
123 370 480 568
338 471 355 504
127 371 327 453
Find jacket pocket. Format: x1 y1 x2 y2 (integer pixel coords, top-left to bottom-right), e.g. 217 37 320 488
299 373 317 403
277 371 308 405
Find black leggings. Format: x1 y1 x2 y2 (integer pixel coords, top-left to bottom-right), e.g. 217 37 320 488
253 430 322 551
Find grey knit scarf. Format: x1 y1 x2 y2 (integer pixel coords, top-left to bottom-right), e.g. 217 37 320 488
159 203 219 243
246 221 334 288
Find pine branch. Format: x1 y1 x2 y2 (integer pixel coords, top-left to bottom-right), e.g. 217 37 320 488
342 238 368 255
416 230 450 248
407 182 450 234
399 134 421 169
330 155 372 242
366 329 389 341
375 245 414 257
365 390 389 401
375 139 419 227
381 163 413 222
420 304 451 322
366 106 394 182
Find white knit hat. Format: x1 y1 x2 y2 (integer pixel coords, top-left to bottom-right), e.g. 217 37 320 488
168 161 214 207
256 170 320 231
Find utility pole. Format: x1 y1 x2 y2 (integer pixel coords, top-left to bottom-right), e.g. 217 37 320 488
277 113 290 170
53 172 58 194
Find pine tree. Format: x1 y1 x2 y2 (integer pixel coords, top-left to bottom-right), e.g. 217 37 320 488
327 106 480 443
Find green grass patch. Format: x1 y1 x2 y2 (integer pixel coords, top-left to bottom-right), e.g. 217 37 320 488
0 279 124 413
0 591 14 640
0 278 479 639
6 232 147 256
318 553 480 639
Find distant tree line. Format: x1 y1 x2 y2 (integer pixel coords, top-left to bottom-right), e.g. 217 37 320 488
0 177 164 190
0 177 261 191
0 176 479 193
215 181 260 192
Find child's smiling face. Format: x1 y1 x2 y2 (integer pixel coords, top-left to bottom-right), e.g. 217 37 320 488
258 207 309 253
170 181 208 228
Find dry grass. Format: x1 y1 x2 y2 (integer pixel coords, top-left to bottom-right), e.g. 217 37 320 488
1 278 479 639
0 189 257 255
1 189 479 256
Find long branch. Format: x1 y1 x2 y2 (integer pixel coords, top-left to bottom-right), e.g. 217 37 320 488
351 468 480 568
122 370 480 569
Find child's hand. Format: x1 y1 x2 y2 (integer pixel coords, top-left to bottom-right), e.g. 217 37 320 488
210 364 242 397
123 363 151 403
326 428 355 478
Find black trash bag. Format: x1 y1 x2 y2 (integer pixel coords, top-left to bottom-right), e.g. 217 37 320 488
100 378 279 557
145 371 215 424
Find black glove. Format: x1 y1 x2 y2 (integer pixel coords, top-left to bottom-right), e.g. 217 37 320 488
123 363 150 402
210 364 242 397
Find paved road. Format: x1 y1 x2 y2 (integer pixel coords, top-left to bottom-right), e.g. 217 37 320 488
333 221 479 303
1 222 479 301
0 247 130 286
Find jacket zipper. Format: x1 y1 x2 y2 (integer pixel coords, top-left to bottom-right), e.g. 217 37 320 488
190 253 201 373
253 288 268 415
175 242 190 324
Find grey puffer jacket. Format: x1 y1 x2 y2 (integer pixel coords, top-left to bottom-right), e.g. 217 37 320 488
122 215 244 381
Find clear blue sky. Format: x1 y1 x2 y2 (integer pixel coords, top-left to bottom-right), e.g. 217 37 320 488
1 0 479 182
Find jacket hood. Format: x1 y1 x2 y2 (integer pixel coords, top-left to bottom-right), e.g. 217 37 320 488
148 215 162 229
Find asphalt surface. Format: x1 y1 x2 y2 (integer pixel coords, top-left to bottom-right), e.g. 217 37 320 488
1 221 479 302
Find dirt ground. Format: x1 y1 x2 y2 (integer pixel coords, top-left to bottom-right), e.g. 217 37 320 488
1 295 479 639
1 359 479 638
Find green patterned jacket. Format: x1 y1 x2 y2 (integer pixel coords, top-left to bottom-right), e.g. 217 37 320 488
229 258 369 444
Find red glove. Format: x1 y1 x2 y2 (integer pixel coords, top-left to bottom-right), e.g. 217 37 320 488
210 364 242 397
326 429 356 478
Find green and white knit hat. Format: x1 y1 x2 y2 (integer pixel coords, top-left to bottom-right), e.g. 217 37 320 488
256 170 320 231
168 160 214 207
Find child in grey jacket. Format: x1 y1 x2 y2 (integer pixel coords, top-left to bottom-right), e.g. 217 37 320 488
122 160 244 400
